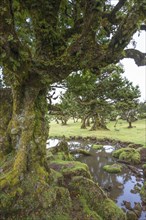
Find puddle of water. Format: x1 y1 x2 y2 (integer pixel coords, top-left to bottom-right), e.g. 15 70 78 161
77 147 145 220
68 140 91 151
46 138 60 148
103 145 115 153
47 138 146 219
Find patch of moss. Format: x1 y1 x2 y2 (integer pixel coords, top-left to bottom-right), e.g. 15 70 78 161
127 210 137 220
112 148 140 164
0 140 126 220
0 169 73 219
140 182 146 203
49 141 74 161
99 198 126 220
46 151 54 160
103 164 122 173
79 196 103 220
53 152 74 161
51 214 72 220
92 144 103 150
112 148 125 158
0 152 14 172
69 176 126 220
50 168 63 185
50 160 91 179
142 164 146 169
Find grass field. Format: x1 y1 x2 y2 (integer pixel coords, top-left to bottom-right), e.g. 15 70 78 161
49 119 146 146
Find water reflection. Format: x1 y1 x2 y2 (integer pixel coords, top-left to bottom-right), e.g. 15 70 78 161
46 138 60 148
77 146 145 220
103 145 115 153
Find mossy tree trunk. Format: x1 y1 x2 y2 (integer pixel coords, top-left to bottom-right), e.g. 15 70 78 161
0 88 13 158
1 81 49 184
90 114 108 131
81 116 87 129
127 120 133 128
86 117 90 127
61 116 68 125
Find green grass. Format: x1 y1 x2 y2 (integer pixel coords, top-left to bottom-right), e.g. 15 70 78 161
49 119 146 146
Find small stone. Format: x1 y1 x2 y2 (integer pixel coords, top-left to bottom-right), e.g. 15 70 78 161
123 201 132 210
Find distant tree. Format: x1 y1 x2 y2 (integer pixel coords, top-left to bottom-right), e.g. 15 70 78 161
137 102 146 119
62 65 140 130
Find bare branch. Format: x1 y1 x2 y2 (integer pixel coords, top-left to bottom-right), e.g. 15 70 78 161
107 5 144 59
110 0 127 18
140 24 146 31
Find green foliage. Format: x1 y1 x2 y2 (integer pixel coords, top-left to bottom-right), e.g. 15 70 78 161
138 102 146 119
59 66 140 129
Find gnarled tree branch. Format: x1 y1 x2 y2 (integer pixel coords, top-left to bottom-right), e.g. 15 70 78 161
125 49 146 66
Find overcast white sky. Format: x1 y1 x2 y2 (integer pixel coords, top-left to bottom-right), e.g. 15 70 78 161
111 0 146 102
121 31 146 102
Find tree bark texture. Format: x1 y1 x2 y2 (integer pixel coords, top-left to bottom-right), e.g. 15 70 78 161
0 83 49 187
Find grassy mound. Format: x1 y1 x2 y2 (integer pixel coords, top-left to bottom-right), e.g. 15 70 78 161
103 164 122 173
112 147 140 164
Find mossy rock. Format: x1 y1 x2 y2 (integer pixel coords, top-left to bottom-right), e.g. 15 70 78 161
69 176 126 220
46 151 54 160
140 182 146 203
0 141 126 220
112 148 140 164
103 164 122 173
49 160 91 179
142 164 146 169
53 152 73 161
79 196 103 220
126 211 137 220
0 167 126 220
0 170 73 220
92 144 103 150
99 198 126 220
49 141 74 161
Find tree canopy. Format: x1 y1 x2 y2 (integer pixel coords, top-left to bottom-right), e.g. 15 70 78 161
58 65 140 129
1 0 146 88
